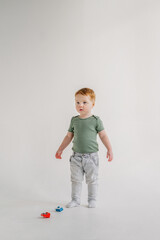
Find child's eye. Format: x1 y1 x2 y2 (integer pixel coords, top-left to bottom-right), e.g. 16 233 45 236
77 102 79 104
83 102 87 104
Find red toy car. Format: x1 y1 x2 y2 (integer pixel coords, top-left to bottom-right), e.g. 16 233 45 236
41 212 50 218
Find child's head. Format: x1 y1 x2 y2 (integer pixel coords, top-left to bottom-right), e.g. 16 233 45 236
75 88 96 115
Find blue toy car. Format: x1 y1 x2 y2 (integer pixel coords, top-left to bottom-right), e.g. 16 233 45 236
56 206 63 212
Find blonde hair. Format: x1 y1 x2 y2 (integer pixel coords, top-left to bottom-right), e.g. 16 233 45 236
75 88 96 105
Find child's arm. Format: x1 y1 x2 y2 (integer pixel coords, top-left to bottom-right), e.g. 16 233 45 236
55 132 74 159
98 130 113 162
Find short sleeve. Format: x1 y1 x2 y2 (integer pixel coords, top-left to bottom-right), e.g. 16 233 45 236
96 117 105 133
68 117 74 133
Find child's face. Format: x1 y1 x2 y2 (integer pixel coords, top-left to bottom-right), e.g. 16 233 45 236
75 94 94 115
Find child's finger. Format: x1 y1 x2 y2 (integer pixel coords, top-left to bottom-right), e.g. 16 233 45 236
57 153 62 159
108 156 112 162
55 153 61 159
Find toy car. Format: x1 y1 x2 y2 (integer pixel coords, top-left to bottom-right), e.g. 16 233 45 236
56 206 63 212
41 212 51 218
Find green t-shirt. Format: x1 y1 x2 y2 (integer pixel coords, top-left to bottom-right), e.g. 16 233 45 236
68 115 104 153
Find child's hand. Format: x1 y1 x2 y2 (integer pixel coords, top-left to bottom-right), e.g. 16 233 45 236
55 150 63 159
107 149 113 162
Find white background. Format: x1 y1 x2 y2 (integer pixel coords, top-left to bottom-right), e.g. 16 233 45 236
0 0 160 239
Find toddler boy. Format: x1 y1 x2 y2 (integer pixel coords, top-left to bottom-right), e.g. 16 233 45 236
55 88 113 208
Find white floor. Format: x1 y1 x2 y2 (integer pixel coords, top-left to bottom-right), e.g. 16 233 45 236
1 187 160 240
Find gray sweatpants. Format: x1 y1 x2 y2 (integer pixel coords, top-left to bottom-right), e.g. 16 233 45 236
69 151 99 203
